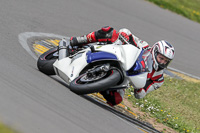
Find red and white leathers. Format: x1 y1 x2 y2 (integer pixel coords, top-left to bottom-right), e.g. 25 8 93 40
134 40 175 99
134 49 164 99
117 28 164 100
70 26 163 105
118 28 149 49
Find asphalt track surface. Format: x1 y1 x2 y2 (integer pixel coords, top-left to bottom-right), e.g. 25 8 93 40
0 0 200 133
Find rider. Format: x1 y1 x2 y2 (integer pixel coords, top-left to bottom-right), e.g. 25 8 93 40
69 26 175 106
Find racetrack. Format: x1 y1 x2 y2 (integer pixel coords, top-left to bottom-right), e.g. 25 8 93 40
0 0 200 133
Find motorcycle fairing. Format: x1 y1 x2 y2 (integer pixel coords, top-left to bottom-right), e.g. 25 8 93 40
125 49 148 88
93 44 140 70
53 40 148 89
53 51 89 84
86 51 117 63
126 49 146 76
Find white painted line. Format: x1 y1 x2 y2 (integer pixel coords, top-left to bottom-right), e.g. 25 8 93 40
168 67 200 80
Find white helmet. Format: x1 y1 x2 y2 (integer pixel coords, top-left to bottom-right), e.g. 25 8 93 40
151 40 175 71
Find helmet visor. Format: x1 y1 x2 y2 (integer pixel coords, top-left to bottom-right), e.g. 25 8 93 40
155 52 171 69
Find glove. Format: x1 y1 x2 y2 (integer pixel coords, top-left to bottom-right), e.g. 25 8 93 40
122 33 138 47
119 32 129 42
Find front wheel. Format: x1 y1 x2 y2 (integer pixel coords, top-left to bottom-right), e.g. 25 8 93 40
37 47 58 75
70 69 121 95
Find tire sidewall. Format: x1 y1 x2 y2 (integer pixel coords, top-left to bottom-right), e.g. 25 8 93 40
70 69 121 95
37 47 58 75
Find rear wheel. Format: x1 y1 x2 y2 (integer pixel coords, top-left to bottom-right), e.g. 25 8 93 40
37 47 58 75
70 68 121 95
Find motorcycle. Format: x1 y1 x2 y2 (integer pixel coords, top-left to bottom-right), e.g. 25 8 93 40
37 35 149 95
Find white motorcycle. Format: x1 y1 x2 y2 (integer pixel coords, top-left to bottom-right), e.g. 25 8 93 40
37 35 149 94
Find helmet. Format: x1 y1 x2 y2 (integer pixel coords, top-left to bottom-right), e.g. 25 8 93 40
151 40 175 71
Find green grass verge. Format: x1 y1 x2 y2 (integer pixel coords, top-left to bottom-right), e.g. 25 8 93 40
147 0 200 23
0 122 18 133
126 76 200 133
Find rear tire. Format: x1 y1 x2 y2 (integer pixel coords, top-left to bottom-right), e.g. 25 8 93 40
37 47 58 75
70 69 121 95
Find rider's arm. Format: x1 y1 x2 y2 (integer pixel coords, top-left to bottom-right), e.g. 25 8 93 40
145 74 164 92
132 35 149 49
134 74 164 99
118 28 149 49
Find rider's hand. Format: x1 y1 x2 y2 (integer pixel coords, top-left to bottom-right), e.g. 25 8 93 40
119 32 129 42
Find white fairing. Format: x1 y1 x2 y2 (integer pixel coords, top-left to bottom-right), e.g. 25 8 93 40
53 50 89 84
94 44 141 70
53 42 147 89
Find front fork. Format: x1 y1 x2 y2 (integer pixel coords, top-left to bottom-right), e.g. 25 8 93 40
58 38 70 60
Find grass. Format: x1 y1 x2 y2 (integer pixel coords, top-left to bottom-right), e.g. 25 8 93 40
126 76 200 133
0 122 18 133
147 0 200 23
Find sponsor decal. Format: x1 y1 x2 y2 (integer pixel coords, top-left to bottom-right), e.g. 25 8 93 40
71 66 74 77
96 46 102 49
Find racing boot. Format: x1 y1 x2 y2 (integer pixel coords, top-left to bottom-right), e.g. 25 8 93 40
70 26 119 46
100 89 125 106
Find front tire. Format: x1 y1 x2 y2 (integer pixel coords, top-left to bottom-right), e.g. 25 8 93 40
70 69 121 95
37 47 58 75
